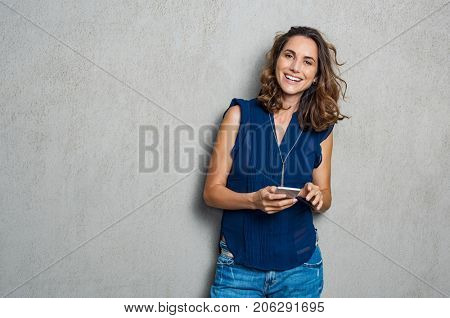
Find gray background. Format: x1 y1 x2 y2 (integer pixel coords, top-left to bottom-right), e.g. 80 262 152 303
1 0 449 297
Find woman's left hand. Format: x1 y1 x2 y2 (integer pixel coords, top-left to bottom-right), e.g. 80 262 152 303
297 182 323 212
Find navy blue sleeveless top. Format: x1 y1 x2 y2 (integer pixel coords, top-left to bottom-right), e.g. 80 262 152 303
218 97 334 271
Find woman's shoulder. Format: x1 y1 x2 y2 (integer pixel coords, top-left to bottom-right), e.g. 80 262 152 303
228 97 264 108
223 97 257 117
223 97 246 119
223 97 268 123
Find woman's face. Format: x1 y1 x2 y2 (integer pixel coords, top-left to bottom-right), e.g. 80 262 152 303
275 35 319 99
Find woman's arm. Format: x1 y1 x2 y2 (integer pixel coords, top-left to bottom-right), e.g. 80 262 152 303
310 132 334 213
203 105 257 210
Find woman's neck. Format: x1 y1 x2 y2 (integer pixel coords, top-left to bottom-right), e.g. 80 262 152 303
274 106 298 122
278 94 301 114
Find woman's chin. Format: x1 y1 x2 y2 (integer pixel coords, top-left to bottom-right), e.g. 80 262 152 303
280 87 304 96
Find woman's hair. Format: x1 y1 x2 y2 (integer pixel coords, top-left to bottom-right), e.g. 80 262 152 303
257 26 349 131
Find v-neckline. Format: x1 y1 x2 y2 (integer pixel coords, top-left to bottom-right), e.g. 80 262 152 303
270 111 298 147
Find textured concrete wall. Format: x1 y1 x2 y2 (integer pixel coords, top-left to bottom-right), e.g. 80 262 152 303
1 0 448 297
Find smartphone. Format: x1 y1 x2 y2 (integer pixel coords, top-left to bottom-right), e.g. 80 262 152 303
275 186 314 208
275 186 301 198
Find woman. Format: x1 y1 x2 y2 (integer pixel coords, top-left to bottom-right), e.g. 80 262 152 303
203 26 348 298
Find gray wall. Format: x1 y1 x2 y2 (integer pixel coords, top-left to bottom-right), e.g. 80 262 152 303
1 0 449 297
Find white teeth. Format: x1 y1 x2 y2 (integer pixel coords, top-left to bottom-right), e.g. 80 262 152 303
285 74 301 82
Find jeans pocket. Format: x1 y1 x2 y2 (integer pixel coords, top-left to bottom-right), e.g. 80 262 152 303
301 245 323 268
217 239 235 265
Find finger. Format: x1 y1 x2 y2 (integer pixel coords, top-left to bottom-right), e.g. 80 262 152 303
282 200 298 209
312 192 322 205
269 198 298 212
264 208 278 214
306 186 319 201
266 198 297 208
265 206 286 214
267 193 287 200
264 192 286 200
269 186 277 193
278 199 298 210
317 201 323 210
268 198 297 209
305 184 313 200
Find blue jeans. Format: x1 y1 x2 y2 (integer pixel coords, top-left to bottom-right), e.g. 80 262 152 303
210 238 323 298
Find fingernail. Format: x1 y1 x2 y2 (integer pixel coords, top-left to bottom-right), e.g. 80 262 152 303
293 199 298 203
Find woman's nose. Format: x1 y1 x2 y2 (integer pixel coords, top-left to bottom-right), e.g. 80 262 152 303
290 60 302 73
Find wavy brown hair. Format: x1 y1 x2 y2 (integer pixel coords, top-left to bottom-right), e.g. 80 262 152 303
257 26 349 132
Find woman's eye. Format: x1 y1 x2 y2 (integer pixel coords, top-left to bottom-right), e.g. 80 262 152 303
286 54 293 58
305 61 312 65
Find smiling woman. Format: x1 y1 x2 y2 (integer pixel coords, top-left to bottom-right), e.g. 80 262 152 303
203 26 349 298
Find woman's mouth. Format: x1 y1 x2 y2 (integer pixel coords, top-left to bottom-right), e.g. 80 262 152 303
284 74 302 84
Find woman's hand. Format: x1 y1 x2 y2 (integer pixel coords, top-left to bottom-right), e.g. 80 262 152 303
297 182 323 212
252 186 298 214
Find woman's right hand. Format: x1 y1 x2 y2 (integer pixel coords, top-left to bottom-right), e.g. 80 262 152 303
252 186 298 214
